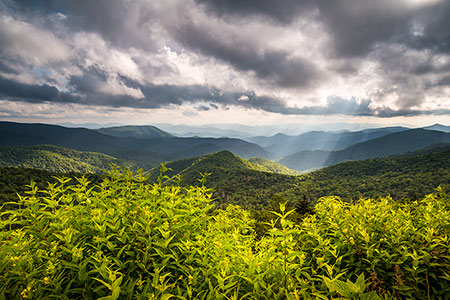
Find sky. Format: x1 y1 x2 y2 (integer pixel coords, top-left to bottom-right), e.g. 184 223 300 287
0 0 449 128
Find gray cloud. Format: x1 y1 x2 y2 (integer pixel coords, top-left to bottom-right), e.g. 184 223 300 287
0 76 80 103
0 0 449 119
401 1 450 54
171 19 322 88
195 0 314 23
1 75 447 118
315 0 414 57
7 0 159 51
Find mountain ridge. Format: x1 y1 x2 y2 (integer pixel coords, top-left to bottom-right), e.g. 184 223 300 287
279 129 450 171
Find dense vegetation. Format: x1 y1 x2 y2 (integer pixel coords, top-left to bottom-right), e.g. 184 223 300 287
248 157 298 175
1 170 449 299
296 147 450 201
0 167 105 207
1 145 449 215
147 151 302 209
145 148 450 210
0 145 138 173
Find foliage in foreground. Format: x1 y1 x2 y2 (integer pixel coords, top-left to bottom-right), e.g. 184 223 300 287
1 169 449 299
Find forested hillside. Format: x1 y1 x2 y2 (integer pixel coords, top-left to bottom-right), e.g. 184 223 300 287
292 147 450 201
0 145 138 173
2 146 449 211
247 157 299 175
147 147 450 209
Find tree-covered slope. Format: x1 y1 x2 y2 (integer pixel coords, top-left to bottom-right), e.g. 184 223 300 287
280 129 450 171
0 145 138 173
248 157 298 175
95 125 172 138
2 145 448 211
289 147 450 201
148 151 302 209
149 146 450 208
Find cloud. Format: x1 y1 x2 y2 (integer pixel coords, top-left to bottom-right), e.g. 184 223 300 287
0 14 72 66
0 76 80 103
1 74 447 118
170 17 322 88
0 0 449 121
195 0 314 24
401 1 450 54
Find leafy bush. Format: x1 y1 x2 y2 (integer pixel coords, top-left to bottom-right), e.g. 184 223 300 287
1 168 449 299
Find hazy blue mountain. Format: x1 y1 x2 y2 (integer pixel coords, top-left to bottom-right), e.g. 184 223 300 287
156 122 387 137
95 125 172 139
279 129 450 171
57 122 122 129
0 121 270 168
248 126 409 158
424 124 450 133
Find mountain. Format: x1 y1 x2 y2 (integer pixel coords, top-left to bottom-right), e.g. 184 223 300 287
292 147 450 201
247 126 409 158
279 129 450 171
248 157 298 175
0 145 138 173
148 145 450 208
2 145 448 211
148 151 301 209
95 125 172 139
424 124 450 133
0 121 269 168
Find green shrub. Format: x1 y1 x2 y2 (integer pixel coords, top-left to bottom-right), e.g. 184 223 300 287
1 168 449 299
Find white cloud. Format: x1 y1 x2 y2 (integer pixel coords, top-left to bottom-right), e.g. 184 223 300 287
0 15 71 66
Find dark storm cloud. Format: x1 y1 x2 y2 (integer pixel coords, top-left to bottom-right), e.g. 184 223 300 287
0 76 80 103
196 0 414 57
315 0 414 57
400 1 450 54
196 0 449 59
195 0 314 23
172 20 321 88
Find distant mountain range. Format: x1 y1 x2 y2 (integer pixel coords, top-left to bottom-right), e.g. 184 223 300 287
246 126 409 158
1 121 449 173
424 124 450 133
279 129 450 171
0 121 269 169
95 125 172 139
